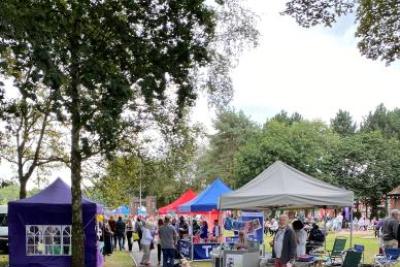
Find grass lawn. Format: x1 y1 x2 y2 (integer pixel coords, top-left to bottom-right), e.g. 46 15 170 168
264 231 379 264
104 251 134 267
0 255 7 267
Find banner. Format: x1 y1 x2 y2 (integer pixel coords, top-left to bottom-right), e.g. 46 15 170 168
223 212 264 244
240 212 264 243
193 243 219 260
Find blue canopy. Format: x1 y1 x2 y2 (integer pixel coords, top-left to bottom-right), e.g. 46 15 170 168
112 205 130 215
178 178 232 212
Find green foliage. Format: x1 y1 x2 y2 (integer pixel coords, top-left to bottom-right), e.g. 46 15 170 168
283 0 400 64
331 131 400 217
195 109 259 188
235 120 339 186
0 184 19 204
331 109 356 136
270 110 303 125
0 184 43 204
361 104 400 140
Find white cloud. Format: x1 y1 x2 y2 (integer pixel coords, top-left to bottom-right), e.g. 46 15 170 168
192 0 400 128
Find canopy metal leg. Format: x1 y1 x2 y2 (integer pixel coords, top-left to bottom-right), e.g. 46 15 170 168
349 207 353 248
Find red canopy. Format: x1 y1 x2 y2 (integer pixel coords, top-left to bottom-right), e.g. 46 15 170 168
158 189 197 215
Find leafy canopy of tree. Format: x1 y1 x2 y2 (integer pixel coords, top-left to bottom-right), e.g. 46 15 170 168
283 0 400 64
195 109 259 189
361 104 400 140
330 109 356 136
331 131 400 218
1 90 68 199
235 119 339 186
0 1 255 266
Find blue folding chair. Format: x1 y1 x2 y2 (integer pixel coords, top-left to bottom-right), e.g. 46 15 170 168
353 244 365 263
376 248 400 266
385 248 400 260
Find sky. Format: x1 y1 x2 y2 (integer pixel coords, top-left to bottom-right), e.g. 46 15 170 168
3 0 400 188
192 0 400 130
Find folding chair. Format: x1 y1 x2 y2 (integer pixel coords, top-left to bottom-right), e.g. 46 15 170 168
353 244 365 263
328 236 347 264
375 248 400 266
341 250 362 267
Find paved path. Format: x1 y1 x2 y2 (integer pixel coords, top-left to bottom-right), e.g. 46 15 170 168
130 243 160 267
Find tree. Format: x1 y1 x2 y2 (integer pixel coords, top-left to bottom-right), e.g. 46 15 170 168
195 109 259 188
283 0 400 64
270 110 303 125
1 91 67 199
331 131 400 218
361 104 400 140
330 109 356 136
234 119 339 186
0 1 234 266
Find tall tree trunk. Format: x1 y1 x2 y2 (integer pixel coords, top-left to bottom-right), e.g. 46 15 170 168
71 89 85 267
19 178 27 199
70 28 85 266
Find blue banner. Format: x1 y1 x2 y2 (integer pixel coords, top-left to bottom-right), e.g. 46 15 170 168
193 243 219 260
240 212 264 244
178 239 192 259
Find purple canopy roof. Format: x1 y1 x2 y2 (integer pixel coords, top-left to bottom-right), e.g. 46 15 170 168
15 178 95 205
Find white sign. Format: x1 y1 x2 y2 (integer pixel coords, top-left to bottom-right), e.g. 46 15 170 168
225 254 243 267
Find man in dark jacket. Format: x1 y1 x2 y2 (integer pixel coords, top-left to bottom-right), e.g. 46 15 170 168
383 209 400 248
271 214 297 267
115 216 126 251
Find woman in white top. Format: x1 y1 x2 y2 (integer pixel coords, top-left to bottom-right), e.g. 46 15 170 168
292 220 307 257
140 222 154 266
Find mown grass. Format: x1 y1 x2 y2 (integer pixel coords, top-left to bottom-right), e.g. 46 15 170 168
104 251 134 267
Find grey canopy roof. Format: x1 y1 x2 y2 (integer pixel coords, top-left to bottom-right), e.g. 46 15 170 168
219 161 354 210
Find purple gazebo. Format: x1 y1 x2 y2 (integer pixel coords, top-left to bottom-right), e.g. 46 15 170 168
8 178 103 267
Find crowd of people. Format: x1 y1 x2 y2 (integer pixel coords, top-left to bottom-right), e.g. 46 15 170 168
96 210 396 267
98 215 221 266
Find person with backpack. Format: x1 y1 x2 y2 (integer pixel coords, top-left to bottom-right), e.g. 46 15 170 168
135 217 144 251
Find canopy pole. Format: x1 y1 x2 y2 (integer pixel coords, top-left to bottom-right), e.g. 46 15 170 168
324 208 327 251
349 206 353 248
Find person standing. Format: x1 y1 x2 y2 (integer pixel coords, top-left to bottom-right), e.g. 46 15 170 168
159 216 177 267
200 220 208 242
271 214 297 267
292 220 307 257
126 218 134 252
108 216 117 250
156 218 164 266
140 222 154 266
102 221 113 256
115 216 126 251
135 217 144 251
178 216 189 239
212 220 221 242
382 209 400 249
